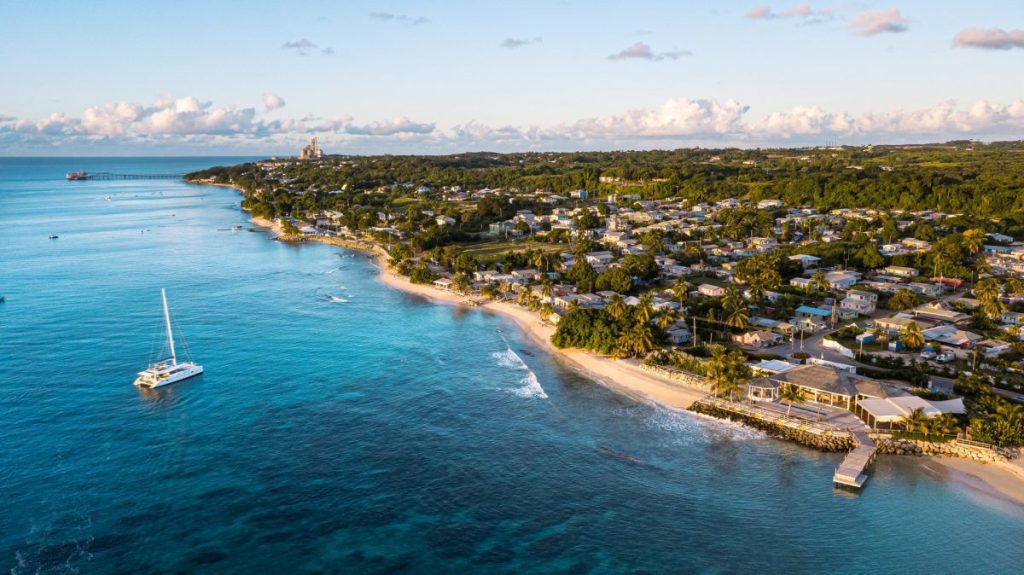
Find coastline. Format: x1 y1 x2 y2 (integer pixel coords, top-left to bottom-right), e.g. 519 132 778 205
204 179 1023 505
370 249 707 411
920 456 1024 508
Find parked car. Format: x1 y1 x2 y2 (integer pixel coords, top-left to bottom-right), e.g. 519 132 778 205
935 351 955 363
1010 396 1024 405
920 350 937 360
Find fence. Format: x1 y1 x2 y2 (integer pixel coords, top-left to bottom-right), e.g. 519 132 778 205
700 396 842 435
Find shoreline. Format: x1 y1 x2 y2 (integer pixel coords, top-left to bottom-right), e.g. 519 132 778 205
918 456 1024 508
203 179 1023 506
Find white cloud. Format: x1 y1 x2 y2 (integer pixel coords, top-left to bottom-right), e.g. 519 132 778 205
953 27 1024 50
6 95 1024 153
500 37 542 49
344 117 436 136
747 4 822 20
369 12 428 25
851 9 909 36
558 98 746 138
262 93 286 111
280 38 333 56
608 42 692 61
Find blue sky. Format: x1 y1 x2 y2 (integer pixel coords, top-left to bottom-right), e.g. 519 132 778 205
2 0 1023 155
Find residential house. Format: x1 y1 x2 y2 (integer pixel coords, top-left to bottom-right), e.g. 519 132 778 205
907 282 944 298
912 301 971 324
825 270 861 290
698 284 726 298
883 265 918 278
922 325 982 349
734 330 783 348
840 289 878 316
789 254 822 269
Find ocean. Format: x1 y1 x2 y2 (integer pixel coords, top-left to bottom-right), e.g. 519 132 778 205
1 157 1022 574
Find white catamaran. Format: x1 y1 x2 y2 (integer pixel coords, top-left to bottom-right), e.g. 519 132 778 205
134 288 203 388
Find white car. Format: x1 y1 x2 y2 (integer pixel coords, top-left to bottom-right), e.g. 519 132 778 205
935 351 955 363
919 350 937 360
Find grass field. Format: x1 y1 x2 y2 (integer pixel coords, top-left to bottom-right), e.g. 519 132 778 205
461 240 565 262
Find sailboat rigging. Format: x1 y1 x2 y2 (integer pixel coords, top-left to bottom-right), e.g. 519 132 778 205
133 288 203 388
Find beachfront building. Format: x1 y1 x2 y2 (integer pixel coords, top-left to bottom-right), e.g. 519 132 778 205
855 396 965 430
765 364 890 411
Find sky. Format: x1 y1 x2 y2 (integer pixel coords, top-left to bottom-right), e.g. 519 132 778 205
1 0 1023 155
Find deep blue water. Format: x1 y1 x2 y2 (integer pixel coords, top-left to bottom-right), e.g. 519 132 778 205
2 157 1023 574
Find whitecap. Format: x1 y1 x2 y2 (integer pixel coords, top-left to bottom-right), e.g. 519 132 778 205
491 348 548 399
328 295 348 304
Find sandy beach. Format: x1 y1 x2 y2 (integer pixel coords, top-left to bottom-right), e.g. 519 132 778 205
369 256 707 410
921 456 1024 508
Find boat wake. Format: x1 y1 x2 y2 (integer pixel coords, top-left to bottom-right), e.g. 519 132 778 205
328 295 349 304
492 347 548 399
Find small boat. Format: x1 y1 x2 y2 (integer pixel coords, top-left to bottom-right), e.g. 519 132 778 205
519 349 534 357
134 288 203 388
65 170 88 181
48 234 59 240
104 195 112 201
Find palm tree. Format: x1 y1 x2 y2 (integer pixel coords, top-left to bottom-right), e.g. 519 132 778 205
634 293 655 324
671 278 689 307
1005 277 1024 297
976 277 1004 319
904 407 930 433
532 251 549 273
706 345 750 401
628 323 656 357
962 228 985 257
656 307 680 331
723 286 748 330
539 303 553 321
540 279 553 302
812 269 829 293
780 383 805 417
928 413 959 436
901 322 925 349
606 294 628 321
993 403 1024 441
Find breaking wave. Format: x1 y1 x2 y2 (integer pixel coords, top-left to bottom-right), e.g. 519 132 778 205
492 348 548 399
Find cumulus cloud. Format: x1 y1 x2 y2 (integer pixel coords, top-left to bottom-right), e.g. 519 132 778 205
851 9 909 36
953 27 1024 50
608 42 692 61
262 93 286 111
500 36 542 49
344 117 436 136
370 12 428 25
7 95 1024 153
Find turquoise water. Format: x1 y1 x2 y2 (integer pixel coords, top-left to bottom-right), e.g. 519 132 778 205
1 158 1023 574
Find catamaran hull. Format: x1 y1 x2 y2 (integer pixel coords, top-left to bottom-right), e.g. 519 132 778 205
134 365 204 388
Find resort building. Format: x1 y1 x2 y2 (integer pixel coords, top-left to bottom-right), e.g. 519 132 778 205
761 364 891 411
855 396 965 430
299 136 324 160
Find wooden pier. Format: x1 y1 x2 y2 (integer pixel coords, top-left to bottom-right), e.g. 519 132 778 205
833 431 877 489
67 172 182 181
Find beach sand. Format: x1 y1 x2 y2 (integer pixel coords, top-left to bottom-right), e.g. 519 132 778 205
920 456 1024 508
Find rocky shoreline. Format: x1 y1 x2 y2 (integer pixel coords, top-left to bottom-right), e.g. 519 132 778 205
689 401 857 452
872 436 1012 463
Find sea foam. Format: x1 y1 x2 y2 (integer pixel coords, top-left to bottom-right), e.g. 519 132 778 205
492 348 548 399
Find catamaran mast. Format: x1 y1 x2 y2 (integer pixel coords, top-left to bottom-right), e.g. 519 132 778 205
162 288 177 365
